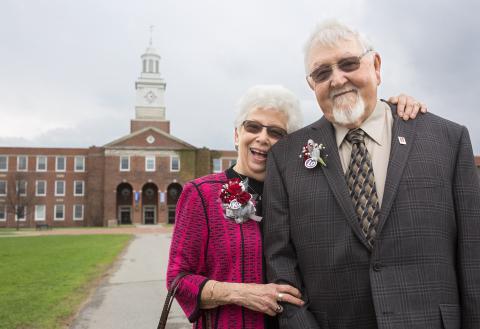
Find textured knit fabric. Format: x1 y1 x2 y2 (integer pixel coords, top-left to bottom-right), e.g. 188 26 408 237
264 102 480 329
166 172 266 329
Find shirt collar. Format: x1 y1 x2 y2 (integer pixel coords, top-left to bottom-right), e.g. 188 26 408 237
333 100 387 148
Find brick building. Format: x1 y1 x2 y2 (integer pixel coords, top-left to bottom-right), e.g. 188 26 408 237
476 156 480 179
0 44 237 228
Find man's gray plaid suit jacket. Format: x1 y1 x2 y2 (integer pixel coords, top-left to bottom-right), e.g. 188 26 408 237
263 103 480 329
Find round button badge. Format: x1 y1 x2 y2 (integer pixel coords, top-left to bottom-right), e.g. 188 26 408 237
229 200 241 210
305 158 318 169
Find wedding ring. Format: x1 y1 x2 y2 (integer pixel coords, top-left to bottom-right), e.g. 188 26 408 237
275 305 283 313
277 293 284 301
414 102 421 107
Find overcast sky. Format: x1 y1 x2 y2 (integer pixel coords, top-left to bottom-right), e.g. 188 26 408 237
1 0 479 154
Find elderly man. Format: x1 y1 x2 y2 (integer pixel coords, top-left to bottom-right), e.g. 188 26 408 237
263 20 480 329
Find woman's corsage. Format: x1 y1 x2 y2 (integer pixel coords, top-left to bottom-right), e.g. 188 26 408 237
299 139 327 168
220 178 262 224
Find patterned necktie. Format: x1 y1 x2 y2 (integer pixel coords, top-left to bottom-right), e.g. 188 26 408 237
345 128 380 246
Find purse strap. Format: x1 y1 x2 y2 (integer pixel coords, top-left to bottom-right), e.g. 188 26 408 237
157 272 190 329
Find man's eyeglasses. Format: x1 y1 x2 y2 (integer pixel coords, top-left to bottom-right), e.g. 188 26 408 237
241 120 288 139
308 50 372 84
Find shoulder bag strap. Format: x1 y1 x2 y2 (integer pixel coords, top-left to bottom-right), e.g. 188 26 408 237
157 272 190 329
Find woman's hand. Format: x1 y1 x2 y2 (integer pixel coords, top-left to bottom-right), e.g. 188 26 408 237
388 94 428 120
226 282 304 316
201 280 304 315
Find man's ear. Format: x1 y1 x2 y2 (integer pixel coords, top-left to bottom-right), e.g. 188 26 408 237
374 52 382 85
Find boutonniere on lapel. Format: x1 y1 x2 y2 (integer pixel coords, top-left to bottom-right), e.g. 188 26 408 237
299 139 327 169
220 178 262 224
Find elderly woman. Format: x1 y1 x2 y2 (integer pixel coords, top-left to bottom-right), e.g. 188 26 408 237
166 85 426 329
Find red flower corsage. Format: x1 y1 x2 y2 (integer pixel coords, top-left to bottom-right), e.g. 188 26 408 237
220 178 262 224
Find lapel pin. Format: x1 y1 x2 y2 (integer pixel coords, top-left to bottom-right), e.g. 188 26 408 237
398 136 406 145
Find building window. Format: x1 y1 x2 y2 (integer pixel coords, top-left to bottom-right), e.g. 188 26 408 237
17 155 28 171
212 158 222 173
148 59 153 72
15 206 26 221
54 204 64 221
155 60 159 73
120 156 130 171
0 155 8 171
0 181 6 196
36 180 46 196
74 181 84 196
73 204 84 221
36 156 47 171
16 180 27 196
74 156 85 172
0 205 6 221
228 159 237 168
56 156 66 172
145 156 155 172
35 205 46 221
170 156 180 172
55 180 65 196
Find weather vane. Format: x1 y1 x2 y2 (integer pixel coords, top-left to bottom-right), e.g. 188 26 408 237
149 25 154 46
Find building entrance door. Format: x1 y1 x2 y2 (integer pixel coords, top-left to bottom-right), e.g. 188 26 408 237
167 183 183 224
143 206 156 224
119 207 132 224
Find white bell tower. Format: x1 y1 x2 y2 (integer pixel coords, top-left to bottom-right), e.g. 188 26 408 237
134 26 166 121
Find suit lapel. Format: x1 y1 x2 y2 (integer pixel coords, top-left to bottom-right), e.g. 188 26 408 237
310 118 372 250
375 109 417 237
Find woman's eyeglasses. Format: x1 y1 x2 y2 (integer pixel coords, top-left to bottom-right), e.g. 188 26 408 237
308 50 371 84
242 120 288 139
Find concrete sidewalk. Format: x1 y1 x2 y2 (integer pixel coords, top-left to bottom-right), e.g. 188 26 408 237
70 233 190 329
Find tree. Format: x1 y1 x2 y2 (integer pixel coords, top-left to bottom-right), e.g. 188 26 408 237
5 173 33 230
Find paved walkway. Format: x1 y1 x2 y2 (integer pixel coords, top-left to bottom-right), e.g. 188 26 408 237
69 231 190 329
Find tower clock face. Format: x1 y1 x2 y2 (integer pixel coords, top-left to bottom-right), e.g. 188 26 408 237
144 90 157 103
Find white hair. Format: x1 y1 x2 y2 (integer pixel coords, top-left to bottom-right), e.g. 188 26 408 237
234 85 303 133
303 19 374 74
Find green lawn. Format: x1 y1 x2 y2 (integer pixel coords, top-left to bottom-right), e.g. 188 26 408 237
0 235 132 329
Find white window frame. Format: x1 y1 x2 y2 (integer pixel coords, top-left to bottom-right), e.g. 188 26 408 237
17 155 28 171
35 205 46 221
170 155 180 172
0 205 6 221
0 180 6 196
15 206 27 221
212 158 222 173
0 155 8 172
55 180 65 196
74 156 85 172
36 155 47 172
73 204 84 221
56 156 66 172
16 180 27 196
54 204 65 221
120 155 130 171
74 180 85 196
145 156 155 172
35 180 47 196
